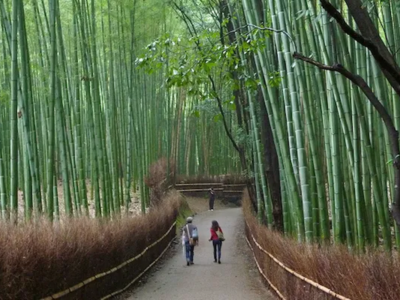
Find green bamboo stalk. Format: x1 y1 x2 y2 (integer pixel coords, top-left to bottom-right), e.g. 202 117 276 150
19 2 33 221
10 0 19 223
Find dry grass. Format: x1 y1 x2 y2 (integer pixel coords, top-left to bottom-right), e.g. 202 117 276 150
0 191 183 300
242 190 400 300
145 158 175 206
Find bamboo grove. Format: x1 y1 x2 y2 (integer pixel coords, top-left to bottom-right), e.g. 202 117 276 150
234 0 400 251
136 0 400 252
236 0 400 251
0 0 241 223
2 0 400 254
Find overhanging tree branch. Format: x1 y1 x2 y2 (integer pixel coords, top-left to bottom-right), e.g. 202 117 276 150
320 0 400 96
226 24 297 52
293 51 400 226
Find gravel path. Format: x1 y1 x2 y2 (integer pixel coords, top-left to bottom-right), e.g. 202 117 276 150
122 207 275 300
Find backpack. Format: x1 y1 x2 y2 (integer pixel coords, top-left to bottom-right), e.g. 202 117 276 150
192 228 198 240
216 229 225 241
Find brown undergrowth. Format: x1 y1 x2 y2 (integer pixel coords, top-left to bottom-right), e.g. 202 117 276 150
243 190 400 300
0 191 183 300
145 157 175 206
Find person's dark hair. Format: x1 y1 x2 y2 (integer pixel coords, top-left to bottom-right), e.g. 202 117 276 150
211 220 219 231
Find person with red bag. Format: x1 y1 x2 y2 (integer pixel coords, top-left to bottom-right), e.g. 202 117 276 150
209 220 224 264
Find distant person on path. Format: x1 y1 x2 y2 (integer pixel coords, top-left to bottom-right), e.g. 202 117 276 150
209 187 215 211
182 217 198 266
209 220 224 264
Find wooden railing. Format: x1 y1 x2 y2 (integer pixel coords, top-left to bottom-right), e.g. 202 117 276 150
175 182 247 204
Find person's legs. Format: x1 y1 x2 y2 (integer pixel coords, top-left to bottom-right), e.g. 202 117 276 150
210 197 215 210
185 242 191 265
217 240 222 263
190 245 195 263
212 240 217 262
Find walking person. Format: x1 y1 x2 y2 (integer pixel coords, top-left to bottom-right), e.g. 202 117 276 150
182 217 198 266
209 187 215 211
209 220 224 264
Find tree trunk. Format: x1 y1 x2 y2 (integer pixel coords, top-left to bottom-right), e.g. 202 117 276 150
221 0 257 210
258 88 283 231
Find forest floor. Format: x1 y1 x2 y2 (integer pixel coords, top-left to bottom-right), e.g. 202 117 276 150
118 197 276 300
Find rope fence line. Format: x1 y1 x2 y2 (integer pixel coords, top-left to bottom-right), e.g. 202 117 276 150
42 221 177 300
245 237 286 300
101 236 176 300
245 221 351 300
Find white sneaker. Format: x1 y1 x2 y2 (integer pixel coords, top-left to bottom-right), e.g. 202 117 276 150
211 209 214 211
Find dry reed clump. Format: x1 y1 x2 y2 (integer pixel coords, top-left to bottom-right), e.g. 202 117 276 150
0 191 182 300
242 190 400 300
145 157 175 206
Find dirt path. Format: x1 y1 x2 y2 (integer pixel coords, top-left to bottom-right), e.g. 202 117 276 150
121 207 275 300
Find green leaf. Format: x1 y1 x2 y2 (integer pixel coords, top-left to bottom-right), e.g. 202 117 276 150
213 114 223 122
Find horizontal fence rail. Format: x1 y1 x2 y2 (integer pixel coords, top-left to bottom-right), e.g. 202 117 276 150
42 221 177 300
245 221 351 300
175 182 246 202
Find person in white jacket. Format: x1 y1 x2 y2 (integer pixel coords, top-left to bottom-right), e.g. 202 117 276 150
182 217 198 266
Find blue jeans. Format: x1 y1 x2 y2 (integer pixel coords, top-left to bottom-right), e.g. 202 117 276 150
213 240 222 261
185 241 194 262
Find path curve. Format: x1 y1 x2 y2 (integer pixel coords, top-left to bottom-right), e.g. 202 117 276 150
122 207 275 300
